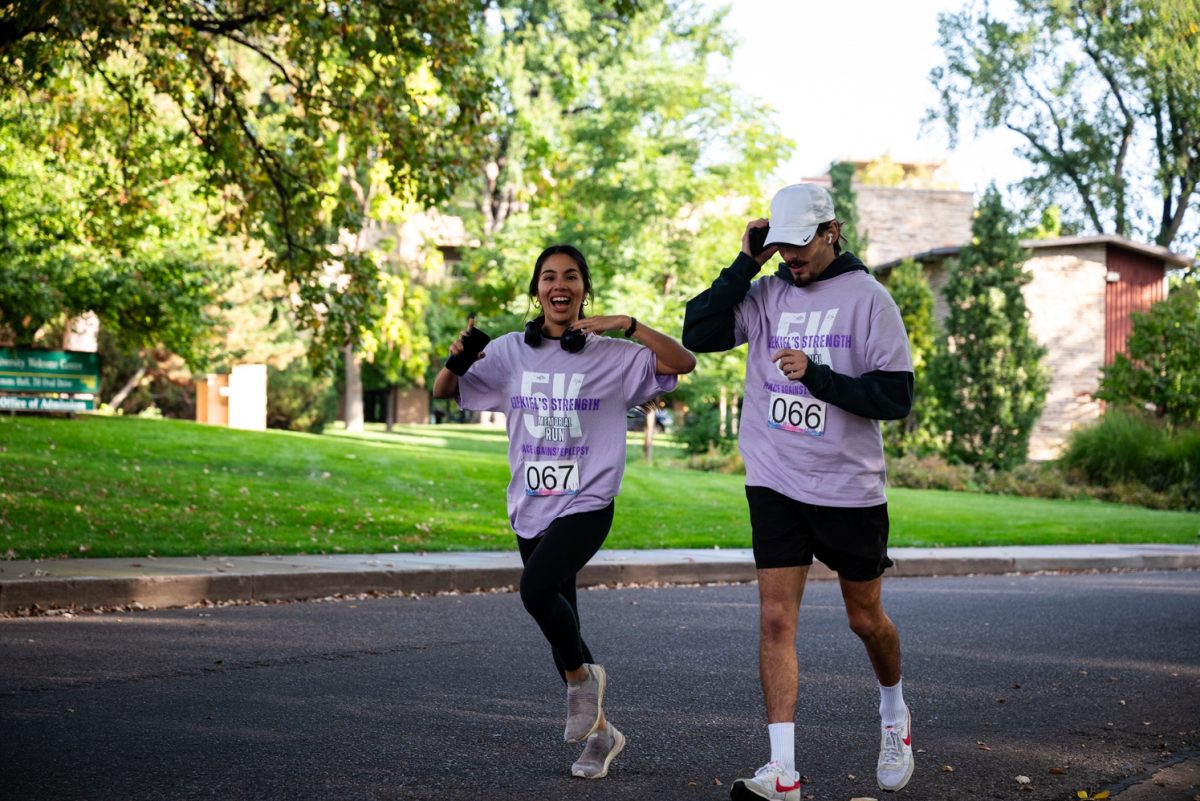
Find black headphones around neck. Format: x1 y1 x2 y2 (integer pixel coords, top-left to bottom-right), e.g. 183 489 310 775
524 318 587 353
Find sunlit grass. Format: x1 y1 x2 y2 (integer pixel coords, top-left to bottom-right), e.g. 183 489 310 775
0 415 1195 559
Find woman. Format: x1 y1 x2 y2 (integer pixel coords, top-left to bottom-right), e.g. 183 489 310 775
433 244 695 779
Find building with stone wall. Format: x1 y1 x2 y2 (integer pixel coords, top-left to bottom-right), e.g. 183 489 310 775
877 236 1186 459
854 184 975 268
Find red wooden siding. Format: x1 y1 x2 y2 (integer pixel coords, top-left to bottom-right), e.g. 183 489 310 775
1105 245 1166 365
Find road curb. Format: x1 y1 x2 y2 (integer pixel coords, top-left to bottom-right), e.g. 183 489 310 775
2 546 1198 613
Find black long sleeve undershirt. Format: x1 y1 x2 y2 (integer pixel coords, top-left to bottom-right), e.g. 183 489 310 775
682 251 914 421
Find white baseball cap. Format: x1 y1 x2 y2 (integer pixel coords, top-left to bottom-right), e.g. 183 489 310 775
764 183 836 247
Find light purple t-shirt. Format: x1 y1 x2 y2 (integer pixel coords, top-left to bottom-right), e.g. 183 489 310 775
457 331 677 538
734 271 912 507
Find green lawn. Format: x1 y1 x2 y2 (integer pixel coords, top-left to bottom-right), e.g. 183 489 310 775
0 415 1195 559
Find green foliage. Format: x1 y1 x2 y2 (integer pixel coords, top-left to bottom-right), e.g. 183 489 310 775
929 186 1049 470
449 0 789 338
0 80 231 365
266 359 339 433
882 258 941 456
0 0 495 362
1062 408 1200 493
886 453 979 492
1096 282 1200 424
929 0 1200 250
670 350 747 454
829 161 868 257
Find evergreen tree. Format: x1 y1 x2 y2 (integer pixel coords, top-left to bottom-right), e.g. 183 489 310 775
882 259 939 456
929 186 1049 469
829 161 868 258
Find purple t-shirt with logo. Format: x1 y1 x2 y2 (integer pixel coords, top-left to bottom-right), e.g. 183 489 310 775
734 272 912 507
457 332 677 538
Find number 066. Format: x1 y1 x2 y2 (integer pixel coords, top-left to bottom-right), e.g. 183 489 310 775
769 396 825 433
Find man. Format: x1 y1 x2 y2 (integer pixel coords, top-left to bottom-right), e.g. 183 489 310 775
682 183 915 797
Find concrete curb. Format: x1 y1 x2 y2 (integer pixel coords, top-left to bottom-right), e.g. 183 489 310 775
2 545 1198 613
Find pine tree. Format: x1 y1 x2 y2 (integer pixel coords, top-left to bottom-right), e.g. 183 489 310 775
883 259 939 456
929 186 1049 469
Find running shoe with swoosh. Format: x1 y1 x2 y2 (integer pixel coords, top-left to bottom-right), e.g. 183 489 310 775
730 760 801 801
876 707 914 791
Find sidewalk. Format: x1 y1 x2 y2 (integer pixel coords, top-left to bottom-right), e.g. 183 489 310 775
2 544 1198 614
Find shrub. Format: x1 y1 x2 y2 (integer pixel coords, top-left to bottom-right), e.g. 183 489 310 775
979 461 1087 501
267 359 339 433
1096 282 1200 425
685 445 745 474
886 453 978 491
1061 410 1200 491
675 403 736 456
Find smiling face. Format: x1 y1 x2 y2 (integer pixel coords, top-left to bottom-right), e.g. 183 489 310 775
535 252 588 334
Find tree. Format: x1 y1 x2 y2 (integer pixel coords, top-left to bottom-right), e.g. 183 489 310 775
0 0 493 361
929 0 1200 251
1096 281 1200 424
929 186 1049 469
435 0 787 452
882 259 940 456
0 79 231 371
829 161 869 259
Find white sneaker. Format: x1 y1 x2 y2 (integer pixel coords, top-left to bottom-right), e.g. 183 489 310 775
730 760 801 801
571 724 625 779
563 663 606 742
876 707 914 791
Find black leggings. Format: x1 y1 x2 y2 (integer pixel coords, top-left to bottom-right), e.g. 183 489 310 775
517 502 614 683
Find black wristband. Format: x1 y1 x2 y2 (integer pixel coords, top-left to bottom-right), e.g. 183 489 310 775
624 317 638 338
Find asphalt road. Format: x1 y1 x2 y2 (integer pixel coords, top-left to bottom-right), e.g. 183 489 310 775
2 571 1198 801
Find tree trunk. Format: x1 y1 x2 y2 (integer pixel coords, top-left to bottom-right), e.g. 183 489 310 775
343 344 364 432
718 385 728 437
642 409 654 462
385 385 397 432
108 364 146 411
731 393 740 436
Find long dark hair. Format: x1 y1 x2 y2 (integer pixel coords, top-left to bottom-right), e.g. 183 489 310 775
528 243 593 323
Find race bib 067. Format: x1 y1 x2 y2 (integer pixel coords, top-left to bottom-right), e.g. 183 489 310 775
767 392 827 436
523 460 580 496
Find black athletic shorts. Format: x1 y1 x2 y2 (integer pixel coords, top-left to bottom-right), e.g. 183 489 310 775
745 485 894 581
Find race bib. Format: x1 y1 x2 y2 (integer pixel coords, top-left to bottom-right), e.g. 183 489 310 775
523 460 581 496
767 392 827 436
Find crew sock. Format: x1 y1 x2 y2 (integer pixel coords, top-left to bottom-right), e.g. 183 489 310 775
879 679 906 728
768 722 796 776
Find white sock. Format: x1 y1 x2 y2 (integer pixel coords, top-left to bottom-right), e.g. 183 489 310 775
879 679 906 727
768 722 796 775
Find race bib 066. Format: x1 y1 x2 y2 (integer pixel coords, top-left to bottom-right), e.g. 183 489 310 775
523 460 580 496
767 392 827 436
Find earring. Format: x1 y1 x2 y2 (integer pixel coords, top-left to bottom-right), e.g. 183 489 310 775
826 234 832 244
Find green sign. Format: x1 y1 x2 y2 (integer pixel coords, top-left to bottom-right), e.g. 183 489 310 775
0 395 95 412
0 348 101 394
